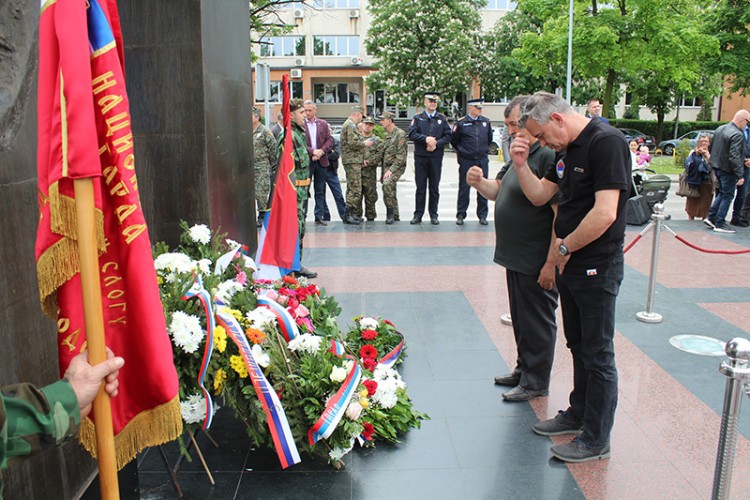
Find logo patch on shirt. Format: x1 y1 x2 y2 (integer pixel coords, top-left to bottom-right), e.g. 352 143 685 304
482 122 487 127
438 119 442 125
586 269 598 276
574 167 584 173
556 159 565 178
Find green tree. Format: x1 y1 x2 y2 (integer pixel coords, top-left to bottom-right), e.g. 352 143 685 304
365 0 484 107
250 0 311 61
705 0 750 95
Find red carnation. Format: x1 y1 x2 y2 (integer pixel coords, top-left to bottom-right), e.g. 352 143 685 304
383 319 394 326
362 422 375 441
363 379 378 396
362 357 378 372
359 344 378 359
361 329 378 341
287 296 300 311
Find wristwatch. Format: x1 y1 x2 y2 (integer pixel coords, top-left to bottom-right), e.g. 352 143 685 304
559 241 570 256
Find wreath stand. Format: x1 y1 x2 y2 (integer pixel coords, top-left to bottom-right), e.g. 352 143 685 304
157 428 219 497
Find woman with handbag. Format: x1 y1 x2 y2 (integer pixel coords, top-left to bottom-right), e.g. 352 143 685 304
683 134 714 220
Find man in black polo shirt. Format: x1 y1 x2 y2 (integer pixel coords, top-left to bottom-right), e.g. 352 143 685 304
511 92 630 463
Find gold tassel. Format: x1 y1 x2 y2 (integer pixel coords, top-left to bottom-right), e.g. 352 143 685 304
78 396 183 470
36 237 79 318
48 181 107 251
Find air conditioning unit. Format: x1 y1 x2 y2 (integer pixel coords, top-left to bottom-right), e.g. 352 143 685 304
290 68 303 79
293 8 304 19
349 9 360 18
350 56 363 66
294 58 305 67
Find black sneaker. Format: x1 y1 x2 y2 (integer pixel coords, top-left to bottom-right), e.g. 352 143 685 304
533 409 583 436
714 223 736 234
550 437 610 463
703 218 716 229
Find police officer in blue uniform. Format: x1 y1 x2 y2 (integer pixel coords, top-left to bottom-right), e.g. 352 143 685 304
408 92 452 225
452 98 493 225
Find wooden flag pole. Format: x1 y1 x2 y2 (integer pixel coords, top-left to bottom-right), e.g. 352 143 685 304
74 178 120 499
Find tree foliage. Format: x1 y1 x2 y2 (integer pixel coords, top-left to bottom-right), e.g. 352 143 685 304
250 0 311 61
365 0 484 107
705 0 750 94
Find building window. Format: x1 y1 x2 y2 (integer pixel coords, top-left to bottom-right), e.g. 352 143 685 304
485 0 517 9
278 2 306 8
259 36 306 57
258 81 303 103
310 0 360 7
313 36 360 56
483 94 509 104
681 96 702 107
313 83 361 104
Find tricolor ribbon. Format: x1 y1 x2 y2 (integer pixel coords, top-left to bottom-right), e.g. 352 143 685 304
328 339 346 357
378 331 405 369
215 307 301 469
257 294 299 342
181 275 215 429
307 356 362 446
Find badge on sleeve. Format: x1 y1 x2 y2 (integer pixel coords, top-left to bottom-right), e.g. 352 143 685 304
482 122 487 127
556 159 566 178
438 119 442 125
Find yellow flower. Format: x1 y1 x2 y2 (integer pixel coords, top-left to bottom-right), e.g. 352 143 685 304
157 276 163 285
214 325 227 353
359 388 368 398
230 355 248 378
359 397 370 408
213 368 227 394
228 308 244 322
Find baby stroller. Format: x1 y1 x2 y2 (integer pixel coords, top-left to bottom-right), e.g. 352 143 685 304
632 167 671 213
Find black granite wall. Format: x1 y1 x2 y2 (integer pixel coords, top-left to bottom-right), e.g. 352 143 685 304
119 0 256 249
0 0 255 497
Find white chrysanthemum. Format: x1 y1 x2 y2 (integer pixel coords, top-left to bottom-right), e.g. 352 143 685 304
371 365 406 409
328 440 355 462
246 307 277 330
196 258 212 275
251 344 270 368
215 279 245 302
330 366 347 383
189 224 211 244
154 252 195 275
168 311 204 353
180 393 206 424
287 333 323 354
358 317 379 330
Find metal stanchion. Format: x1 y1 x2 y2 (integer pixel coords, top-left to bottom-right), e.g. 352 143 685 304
500 314 512 326
636 203 670 323
712 337 750 500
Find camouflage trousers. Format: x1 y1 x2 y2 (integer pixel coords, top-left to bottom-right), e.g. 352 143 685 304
382 169 404 219
296 184 308 258
361 166 379 220
254 163 272 214
343 162 362 217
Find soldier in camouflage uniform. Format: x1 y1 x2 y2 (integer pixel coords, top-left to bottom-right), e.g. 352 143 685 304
340 106 374 225
252 107 278 228
379 111 408 224
359 116 383 221
1 351 123 473
276 98 317 279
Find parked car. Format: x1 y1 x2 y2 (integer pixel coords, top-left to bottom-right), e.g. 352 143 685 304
329 124 342 137
657 129 715 156
490 124 506 156
617 128 656 151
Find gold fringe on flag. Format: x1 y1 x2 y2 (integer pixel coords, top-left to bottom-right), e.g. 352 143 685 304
36 181 106 318
78 395 183 470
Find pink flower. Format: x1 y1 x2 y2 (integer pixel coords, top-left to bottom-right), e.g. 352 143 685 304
264 289 279 301
296 316 313 332
235 271 247 285
275 294 288 306
294 304 310 317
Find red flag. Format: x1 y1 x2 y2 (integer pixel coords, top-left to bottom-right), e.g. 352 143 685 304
35 0 181 468
260 74 299 270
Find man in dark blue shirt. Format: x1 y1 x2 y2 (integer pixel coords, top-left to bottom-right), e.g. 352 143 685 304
452 98 493 225
408 92 452 225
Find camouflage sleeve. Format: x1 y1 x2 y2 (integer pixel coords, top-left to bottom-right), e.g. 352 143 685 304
265 130 278 168
341 123 365 158
0 380 80 469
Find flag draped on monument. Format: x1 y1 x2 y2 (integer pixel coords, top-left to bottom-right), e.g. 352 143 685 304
35 0 181 468
255 74 300 280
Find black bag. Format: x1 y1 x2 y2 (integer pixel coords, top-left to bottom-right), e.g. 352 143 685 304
626 195 651 225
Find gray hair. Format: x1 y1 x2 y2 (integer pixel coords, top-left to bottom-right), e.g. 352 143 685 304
303 99 316 108
504 95 530 119
519 91 575 128
697 133 712 142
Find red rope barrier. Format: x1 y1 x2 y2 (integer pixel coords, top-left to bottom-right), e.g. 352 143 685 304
672 233 750 255
623 234 642 254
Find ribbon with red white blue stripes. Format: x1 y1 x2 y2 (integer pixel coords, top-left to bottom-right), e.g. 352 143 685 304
257 294 299 342
215 307 301 469
307 355 362 446
378 331 405 369
328 339 346 357
181 275 215 429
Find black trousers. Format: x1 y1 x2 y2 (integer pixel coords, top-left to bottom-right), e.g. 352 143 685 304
413 155 442 219
457 157 489 219
506 269 558 391
557 254 623 447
